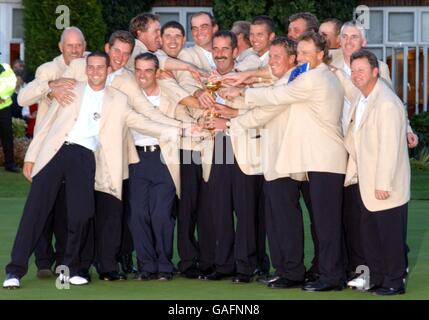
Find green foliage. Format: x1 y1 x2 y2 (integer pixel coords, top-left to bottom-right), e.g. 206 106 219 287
410 147 429 172
23 0 107 74
410 112 429 153
12 118 26 138
214 0 356 34
99 0 154 41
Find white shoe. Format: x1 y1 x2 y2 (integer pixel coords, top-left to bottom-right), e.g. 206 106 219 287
347 274 367 289
69 276 88 285
3 276 20 289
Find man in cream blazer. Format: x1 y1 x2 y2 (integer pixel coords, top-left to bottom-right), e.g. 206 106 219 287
342 50 410 295
231 21 263 72
221 32 348 291
16 26 88 278
2 51 187 289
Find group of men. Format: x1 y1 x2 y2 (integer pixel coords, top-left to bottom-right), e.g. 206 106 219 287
2 11 416 296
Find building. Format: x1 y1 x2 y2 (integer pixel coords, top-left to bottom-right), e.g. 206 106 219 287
0 0 24 65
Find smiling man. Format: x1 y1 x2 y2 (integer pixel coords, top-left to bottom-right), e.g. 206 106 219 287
249 16 276 66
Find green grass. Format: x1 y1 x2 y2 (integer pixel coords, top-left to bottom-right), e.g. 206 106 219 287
0 168 428 300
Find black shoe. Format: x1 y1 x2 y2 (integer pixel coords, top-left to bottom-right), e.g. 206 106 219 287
305 271 320 282
117 254 136 274
99 271 127 281
5 165 21 173
172 266 180 275
257 274 280 285
373 286 405 296
302 280 345 292
201 271 231 281
37 268 55 279
134 271 158 281
232 273 252 284
197 268 214 280
268 277 304 289
78 268 92 282
253 268 269 277
182 267 201 279
158 272 173 281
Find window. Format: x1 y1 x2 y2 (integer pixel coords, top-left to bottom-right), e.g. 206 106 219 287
152 7 213 45
388 12 415 43
12 8 24 39
422 12 429 43
367 10 383 44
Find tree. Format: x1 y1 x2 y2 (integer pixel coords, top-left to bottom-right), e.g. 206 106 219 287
213 0 356 34
100 0 155 40
23 0 106 74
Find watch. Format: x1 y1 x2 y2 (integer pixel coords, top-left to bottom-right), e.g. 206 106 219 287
226 120 231 128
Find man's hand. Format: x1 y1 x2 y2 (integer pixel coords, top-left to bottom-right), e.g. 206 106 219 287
183 123 210 138
407 132 418 149
218 87 244 100
220 71 253 86
157 70 175 80
202 116 228 131
194 89 215 109
375 190 390 200
212 103 238 119
23 162 34 182
187 64 209 82
48 78 76 90
49 87 75 106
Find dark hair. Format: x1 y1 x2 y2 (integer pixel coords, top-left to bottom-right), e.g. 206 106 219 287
213 30 238 50
108 30 135 52
87 50 110 66
298 31 331 64
231 21 251 47
161 20 185 37
289 12 319 33
129 13 159 38
190 11 216 27
321 18 342 36
135 52 160 70
271 36 297 57
251 15 275 34
350 49 380 75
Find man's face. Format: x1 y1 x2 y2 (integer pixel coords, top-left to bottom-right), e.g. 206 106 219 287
212 36 237 75
86 56 108 88
351 57 378 91
269 44 296 78
341 25 367 58
105 40 133 71
161 27 186 58
59 30 86 65
297 39 324 69
319 22 340 49
135 59 158 91
288 18 308 41
191 14 218 49
249 24 274 56
137 19 162 52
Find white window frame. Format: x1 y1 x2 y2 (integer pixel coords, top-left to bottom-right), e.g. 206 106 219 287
0 1 24 64
419 8 429 45
152 6 213 46
383 7 418 45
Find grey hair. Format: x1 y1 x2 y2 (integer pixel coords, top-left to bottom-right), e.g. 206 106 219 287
340 21 366 40
60 26 86 44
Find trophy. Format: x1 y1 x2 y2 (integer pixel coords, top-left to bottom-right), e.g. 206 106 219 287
203 79 222 131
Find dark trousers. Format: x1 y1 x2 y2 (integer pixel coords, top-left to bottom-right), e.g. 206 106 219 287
128 149 176 273
117 179 134 257
34 183 68 270
307 171 345 285
0 106 16 168
209 133 259 275
263 177 305 281
255 179 270 274
177 149 202 272
94 191 123 273
301 182 319 274
5 144 95 277
343 184 366 274
356 187 407 289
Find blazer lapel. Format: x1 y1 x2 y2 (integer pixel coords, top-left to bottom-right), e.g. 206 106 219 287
194 46 212 71
99 87 114 132
72 83 87 119
355 79 381 132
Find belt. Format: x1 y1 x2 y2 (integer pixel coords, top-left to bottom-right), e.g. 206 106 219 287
136 145 160 152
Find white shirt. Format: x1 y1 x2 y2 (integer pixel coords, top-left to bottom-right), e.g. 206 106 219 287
106 68 123 86
200 47 216 70
259 50 269 66
132 91 160 147
66 85 104 151
354 95 369 131
341 62 352 135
